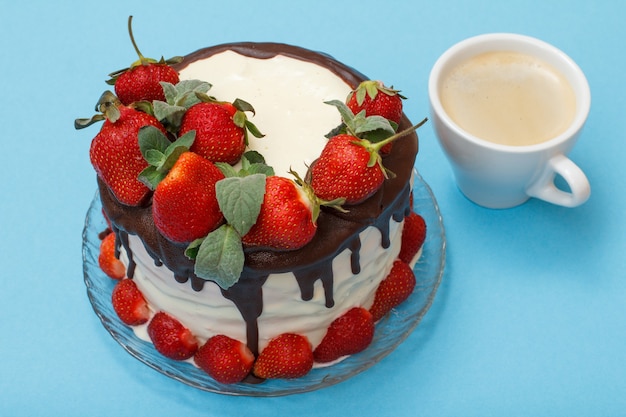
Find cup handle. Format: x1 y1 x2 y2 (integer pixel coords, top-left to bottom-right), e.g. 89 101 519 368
526 154 591 207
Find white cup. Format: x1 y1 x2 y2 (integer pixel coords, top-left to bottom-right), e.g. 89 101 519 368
428 33 591 209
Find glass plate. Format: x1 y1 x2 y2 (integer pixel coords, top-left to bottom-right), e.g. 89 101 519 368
82 170 446 396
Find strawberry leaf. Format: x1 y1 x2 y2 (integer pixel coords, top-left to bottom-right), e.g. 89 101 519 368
194 224 244 289
216 174 266 236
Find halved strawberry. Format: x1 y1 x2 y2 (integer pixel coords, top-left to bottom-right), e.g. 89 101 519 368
194 335 254 384
98 232 125 280
253 333 314 379
313 307 375 363
111 279 150 326
369 260 416 322
398 211 427 264
147 312 198 361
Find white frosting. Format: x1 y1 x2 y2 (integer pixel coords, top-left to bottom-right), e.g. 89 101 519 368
178 51 352 177
121 50 418 361
124 218 403 352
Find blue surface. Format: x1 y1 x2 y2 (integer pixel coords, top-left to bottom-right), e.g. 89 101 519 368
1 0 624 415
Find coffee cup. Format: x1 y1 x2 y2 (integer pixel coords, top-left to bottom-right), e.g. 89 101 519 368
428 33 591 208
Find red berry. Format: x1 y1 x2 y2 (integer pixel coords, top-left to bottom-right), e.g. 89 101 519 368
253 333 314 379
369 260 416 322
313 307 375 363
109 16 180 106
242 176 317 250
89 105 166 206
111 279 150 326
147 312 198 361
194 335 254 384
346 80 404 125
98 232 125 279
398 212 427 264
179 102 247 165
152 152 225 243
310 134 386 205
115 64 179 105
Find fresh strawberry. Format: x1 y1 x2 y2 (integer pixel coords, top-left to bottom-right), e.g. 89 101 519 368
310 118 427 205
347 80 404 125
242 175 318 250
398 211 427 264
98 232 125 279
253 333 314 379
194 335 254 384
107 16 181 105
179 99 263 165
369 260 416 322
310 134 386 205
147 312 198 361
313 307 375 363
152 151 225 243
77 91 167 206
111 279 150 326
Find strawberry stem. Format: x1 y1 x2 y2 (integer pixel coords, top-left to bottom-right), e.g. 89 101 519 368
370 117 428 153
127 16 149 66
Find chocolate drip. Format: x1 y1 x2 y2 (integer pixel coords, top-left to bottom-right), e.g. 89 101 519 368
294 262 335 308
349 237 361 275
98 43 419 356
221 273 269 356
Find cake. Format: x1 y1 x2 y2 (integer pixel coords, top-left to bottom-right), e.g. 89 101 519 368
80 36 427 384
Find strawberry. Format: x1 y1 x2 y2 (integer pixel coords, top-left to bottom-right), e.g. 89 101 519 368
398 211 427 264
241 175 319 250
313 307 375 363
147 312 198 361
253 333 314 379
310 134 386 205
77 91 167 206
310 118 427 205
347 80 404 125
107 16 181 105
179 99 263 165
369 260 416 322
98 232 125 280
194 335 254 384
111 279 150 326
152 151 225 243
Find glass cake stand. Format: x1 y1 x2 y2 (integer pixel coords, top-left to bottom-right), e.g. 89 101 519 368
82 171 446 396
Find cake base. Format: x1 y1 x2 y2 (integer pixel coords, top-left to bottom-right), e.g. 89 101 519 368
83 171 445 395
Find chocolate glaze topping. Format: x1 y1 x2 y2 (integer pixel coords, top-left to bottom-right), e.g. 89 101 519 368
99 43 419 356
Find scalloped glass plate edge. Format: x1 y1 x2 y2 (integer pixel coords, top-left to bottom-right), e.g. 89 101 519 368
82 170 446 396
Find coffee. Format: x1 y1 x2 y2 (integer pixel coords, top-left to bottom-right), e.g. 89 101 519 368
440 51 576 146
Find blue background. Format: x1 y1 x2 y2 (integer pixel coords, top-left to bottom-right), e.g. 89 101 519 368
1 0 624 415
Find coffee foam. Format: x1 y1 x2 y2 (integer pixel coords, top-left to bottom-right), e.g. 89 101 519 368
440 51 576 146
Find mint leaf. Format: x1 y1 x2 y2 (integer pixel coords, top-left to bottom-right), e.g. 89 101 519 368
138 165 166 190
353 114 395 136
194 225 244 289
138 125 170 157
325 100 355 125
216 174 266 236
